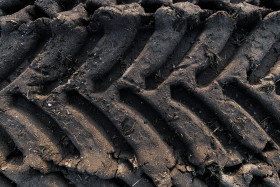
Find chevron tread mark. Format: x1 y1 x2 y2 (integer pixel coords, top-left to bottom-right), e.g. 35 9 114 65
119 88 190 157
222 83 280 145
66 90 133 152
0 6 52 92
248 40 280 84
92 26 154 93
196 21 259 87
170 85 250 158
0 0 280 186
10 93 80 160
146 26 202 90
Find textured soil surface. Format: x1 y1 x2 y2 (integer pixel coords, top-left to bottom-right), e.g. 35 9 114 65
0 0 280 186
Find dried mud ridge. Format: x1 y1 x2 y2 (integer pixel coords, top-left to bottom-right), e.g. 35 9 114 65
0 0 280 186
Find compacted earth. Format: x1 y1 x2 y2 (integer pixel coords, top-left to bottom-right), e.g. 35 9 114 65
0 0 280 186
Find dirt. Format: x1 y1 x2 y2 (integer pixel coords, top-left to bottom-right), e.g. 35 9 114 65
0 0 279 186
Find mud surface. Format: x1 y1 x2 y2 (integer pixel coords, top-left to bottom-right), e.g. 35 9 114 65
0 0 280 186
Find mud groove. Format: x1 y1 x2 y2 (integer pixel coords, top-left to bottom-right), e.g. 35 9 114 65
250 175 266 186
11 94 79 157
0 173 16 187
111 178 130 187
197 1 222 10
146 26 202 90
64 170 131 187
60 0 87 11
0 124 19 163
0 0 34 15
173 0 192 3
0 35 51 91
135 173 157 187
196 23 258 87
92 27 154 93
141 3 161 13
0 121 24 164
260 0 280 10
116 0 138 3
196 168 220 187
119 89 191 158
5 147 23 164
276 81 280 95
248 40 280 84
27 169 76 187
170 85 248 157
49 171 76 187
223 163 243 173
66 90 132 151
222 82 280 145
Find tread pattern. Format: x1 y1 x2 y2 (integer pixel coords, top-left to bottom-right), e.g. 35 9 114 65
0 0 280 186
